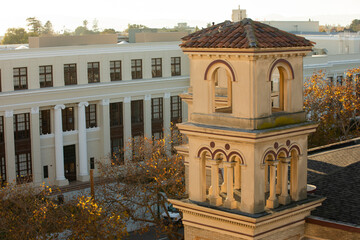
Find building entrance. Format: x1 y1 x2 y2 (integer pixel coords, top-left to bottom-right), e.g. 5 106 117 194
63 145 76 181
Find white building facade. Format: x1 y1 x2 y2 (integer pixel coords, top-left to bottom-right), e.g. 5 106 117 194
0 41 189 186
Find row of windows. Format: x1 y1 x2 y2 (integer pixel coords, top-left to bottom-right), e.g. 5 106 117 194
0 97 182 182
0 57 182 91
40 104 97 135
110 96 182 163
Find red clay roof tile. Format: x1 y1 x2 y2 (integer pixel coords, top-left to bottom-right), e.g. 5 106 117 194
181 18 313 49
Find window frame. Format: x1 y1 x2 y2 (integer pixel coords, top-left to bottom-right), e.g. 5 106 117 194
170 96 182 124
85 104 97 128
64 63 77 85
171 57 181 76
13 113 31 140
15 152 32 183
40 109 51 135
131 59 142 79
151 58 162 78
110 60 122 81
13 67 28 90
39 65 53 88
88 62 100 83
62 107 75 131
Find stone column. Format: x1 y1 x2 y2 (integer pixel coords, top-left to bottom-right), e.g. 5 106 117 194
210 159 222 206
163 93 171 154
221 165 228 193
30 107 42 184
234 162 241 189
123 97 132 162
266 160 279 209
279 157 291 205
276 161 282 194
100 99 110 158
4 110 16 184
224 162 236 209
144 94 152 139
265 163 270 192
54 104 69 186
78 102 89 182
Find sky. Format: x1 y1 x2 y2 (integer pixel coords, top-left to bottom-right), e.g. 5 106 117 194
1 0 359 35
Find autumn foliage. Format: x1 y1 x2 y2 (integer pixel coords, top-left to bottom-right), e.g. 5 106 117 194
98 135 186 240
304 68 360 147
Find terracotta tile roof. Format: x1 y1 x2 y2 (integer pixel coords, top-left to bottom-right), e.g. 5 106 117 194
181 18 313 49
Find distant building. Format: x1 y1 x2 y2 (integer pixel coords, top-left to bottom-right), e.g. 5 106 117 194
231 5 247 22
0 36 189 186
261 20 319 33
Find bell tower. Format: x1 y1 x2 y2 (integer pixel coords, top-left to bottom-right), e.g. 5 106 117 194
171 19 324 240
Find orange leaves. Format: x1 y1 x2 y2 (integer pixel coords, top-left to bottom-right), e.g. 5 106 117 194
305 68 360 147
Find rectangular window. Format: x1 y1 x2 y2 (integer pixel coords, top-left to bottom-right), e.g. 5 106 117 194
39 65 53 88
131 59 142 79
13 67 28 90
0 155 5 184
171 96 182 123
90 157 95 170
64 64 77 85
0 116 5 184
131 100 144 137
110 60 122 81
40 110 51 135
110 102 123 127
62 107 74 131
131 100 144 125
111 137 124 164
337 75 343 85
15 152 32 183
14 113 30 140
14 113 32 183
85 104 97 128
0 116 3 143
88 62 100 83
152 97 164 140
43 165 48 179
171 57 181 76
110 102 124 164
152 97 163 120
151 58 162 78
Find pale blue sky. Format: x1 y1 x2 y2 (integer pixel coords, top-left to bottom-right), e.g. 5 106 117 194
1 0 359 35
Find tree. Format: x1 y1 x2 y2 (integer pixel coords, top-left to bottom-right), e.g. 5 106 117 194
26 17 43 36
43 20 55 35
1 28 29 44
304 68 360 147
350 19 360 32
101 28 117 34
125 23 148 33
98 135 186 240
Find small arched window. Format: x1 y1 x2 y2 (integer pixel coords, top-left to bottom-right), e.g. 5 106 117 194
270 67 284 112
213 67 232 113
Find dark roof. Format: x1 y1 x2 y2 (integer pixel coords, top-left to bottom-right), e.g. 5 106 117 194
181 18 313 49
307 144 360 226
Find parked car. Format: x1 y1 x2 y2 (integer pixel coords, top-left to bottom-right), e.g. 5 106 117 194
161 204 182 227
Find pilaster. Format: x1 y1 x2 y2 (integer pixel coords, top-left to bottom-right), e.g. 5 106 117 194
100 99 110 158
77 102 89 182
144 94 152 139
4 110 15 184
123 97 132 161
30 107 42 184
54 104 69 186
163 93 171 152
